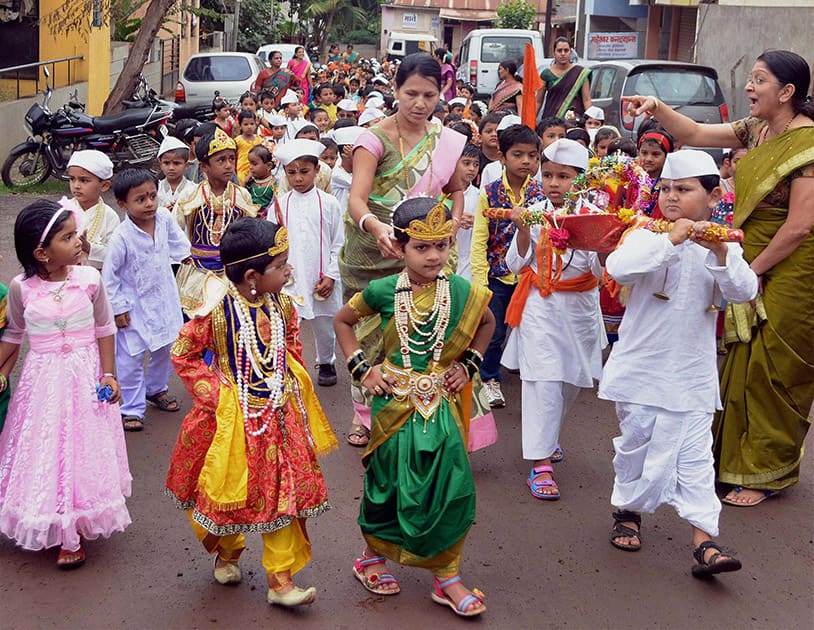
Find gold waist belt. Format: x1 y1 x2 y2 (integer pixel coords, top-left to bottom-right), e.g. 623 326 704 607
382 359 453 424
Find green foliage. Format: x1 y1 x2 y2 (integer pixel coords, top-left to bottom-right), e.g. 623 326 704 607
495 0 536 30
345 29 377 46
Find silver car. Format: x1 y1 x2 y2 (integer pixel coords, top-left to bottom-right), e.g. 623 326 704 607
175 52 267 107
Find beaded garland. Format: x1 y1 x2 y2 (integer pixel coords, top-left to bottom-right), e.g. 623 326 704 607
394 269 452 370
564 153 654 219
200 181 238 246
228 285 288 437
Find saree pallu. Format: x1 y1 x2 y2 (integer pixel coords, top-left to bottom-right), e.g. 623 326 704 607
350 274 491 574
713 127 814 490
540 65 591 119
489 80 521 112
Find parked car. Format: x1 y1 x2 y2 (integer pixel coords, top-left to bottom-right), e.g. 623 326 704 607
175 52 267 107
588 60 729 159
386 31 437 62
256 44 300 66
456 29 544 101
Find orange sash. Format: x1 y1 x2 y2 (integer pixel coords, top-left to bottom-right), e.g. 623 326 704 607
505 223 599 327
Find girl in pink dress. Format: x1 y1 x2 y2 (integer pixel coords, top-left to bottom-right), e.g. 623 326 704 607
0 199 132 569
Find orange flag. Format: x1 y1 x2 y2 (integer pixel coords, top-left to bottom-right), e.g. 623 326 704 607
522 43 543 130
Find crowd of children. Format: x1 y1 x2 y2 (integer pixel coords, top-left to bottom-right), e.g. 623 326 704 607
0 51 759 617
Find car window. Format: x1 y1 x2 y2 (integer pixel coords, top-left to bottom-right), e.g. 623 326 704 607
184 56 253 82
480 37 531 63
591 68 617 99
623 69 718 105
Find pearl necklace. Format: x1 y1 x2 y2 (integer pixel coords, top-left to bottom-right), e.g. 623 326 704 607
201 182 237 245
228 286 288 437
394 269 451 369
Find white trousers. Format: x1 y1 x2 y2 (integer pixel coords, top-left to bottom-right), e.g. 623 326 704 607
521 380 580 460
117 340 174 418
307 315 336 365
611 402 721 536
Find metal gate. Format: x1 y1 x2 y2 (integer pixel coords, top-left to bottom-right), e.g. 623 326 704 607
160 36 181 97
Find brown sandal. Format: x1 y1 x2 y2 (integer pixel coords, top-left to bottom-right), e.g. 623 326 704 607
146 390 180 412
346 424 370 447
122 415 144 432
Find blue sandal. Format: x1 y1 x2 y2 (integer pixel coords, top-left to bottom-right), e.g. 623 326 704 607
431 575 485 617
527 465 560 500
551 444 564 463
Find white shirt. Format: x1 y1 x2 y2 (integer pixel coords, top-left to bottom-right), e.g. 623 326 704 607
456 183 480 281
480 160 542 189
331 163 353 214
158 177 194 214
63 197 121 269
273 187 344 319
599 230 758 412
501 222 605 386
102 208 191 354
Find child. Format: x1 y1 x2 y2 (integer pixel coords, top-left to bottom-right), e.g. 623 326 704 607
593 125 622 158
166 218 336 607
267 114 288 146
334 198 495 618
319 137 339 170
103 168 191 431
583 105 605 139
157 136 194 213
358 108 385 128
455 143 480 281
238 91 258 115
175 127 258 316
0 199 131 568
336 98 358 122
637 126 675 218
183 121 217 185
277 124 333 195
348 77 361 103
448 97 467 117
599 150 756 577
477 111 505 180
280 90 303 141
480 114 521 188
607 137 638 158
565 126 591 149
310 108 331 136
64 150 121 269
246 144 277 218
273 139 344 387
330 125 364 214
257 91 276 134
314 83 337 123
212 98 235 137
472 124 545 408
503 139 605 499
235 110 262 185
536 116 567 149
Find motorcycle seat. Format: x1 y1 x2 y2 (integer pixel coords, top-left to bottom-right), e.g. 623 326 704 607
92 109 158 133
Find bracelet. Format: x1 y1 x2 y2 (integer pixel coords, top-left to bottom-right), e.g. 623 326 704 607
357 365 374 384
347 351 368 376
102 372 117 380
351 360 372 381
345 348 365 367
358 213 377 233
461 347 484 371
459 361 478 381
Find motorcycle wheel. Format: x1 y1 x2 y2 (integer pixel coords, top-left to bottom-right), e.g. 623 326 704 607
1 143 53 187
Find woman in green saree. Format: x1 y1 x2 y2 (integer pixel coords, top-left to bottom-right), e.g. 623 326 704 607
626 49 814 507
335 198 495 618
535 37 592 120
341 53 467 447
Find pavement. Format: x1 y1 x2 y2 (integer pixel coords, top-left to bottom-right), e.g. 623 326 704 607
0 190 811 629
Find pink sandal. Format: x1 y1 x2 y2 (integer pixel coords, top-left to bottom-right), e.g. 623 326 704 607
352 555 400 595
430 575 486 617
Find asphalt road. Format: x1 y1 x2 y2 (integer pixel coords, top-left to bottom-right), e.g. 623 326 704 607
0 190 811 629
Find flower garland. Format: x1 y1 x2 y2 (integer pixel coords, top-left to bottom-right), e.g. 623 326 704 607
564 153 653 221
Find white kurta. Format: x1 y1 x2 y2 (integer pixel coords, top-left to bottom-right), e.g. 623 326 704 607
501 225 605 386
102 208 191 355
456 183 480 281
275 187 344 320
158 177 194 215
331 163 352 214
598 230 758 412
63 197 121 269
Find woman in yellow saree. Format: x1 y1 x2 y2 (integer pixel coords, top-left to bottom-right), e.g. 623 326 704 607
624 49 814 506
335 198 495 618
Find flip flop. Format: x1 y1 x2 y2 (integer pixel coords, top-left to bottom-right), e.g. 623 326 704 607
720 486 777 507
527 465 560 500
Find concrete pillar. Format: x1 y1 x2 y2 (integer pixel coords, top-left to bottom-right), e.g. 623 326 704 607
87 17 111 115
644 6 662 60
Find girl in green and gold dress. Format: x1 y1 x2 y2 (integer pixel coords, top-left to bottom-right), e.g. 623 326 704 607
334 198 495 618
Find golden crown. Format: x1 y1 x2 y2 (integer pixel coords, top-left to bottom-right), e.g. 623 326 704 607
395 202 453 241
208 127 237 157
226 227 289 266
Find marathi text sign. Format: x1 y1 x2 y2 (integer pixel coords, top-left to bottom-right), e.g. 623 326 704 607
587 32 638 60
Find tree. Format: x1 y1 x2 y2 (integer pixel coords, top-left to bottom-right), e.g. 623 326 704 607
495 0 536 30
41 0 177 115
305 0 366 56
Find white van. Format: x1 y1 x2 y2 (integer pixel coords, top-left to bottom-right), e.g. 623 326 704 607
457 29 544 100
386 31 437 61
256 44 299 66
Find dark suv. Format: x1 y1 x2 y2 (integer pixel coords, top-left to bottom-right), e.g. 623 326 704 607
588 60 729 157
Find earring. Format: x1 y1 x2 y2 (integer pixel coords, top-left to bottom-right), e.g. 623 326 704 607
250 282 257 297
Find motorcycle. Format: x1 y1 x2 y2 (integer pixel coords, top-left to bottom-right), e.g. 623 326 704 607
2 69 174 188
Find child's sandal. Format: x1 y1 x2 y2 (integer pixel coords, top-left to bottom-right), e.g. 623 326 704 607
352 555 400 595
691 541 742 578
430 575 486 617
122 415 144 432
146 390 180 412
56 545 85 570
610 510 642 551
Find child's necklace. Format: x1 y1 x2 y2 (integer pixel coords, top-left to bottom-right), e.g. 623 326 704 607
394 269 451 370
201 181 237 245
